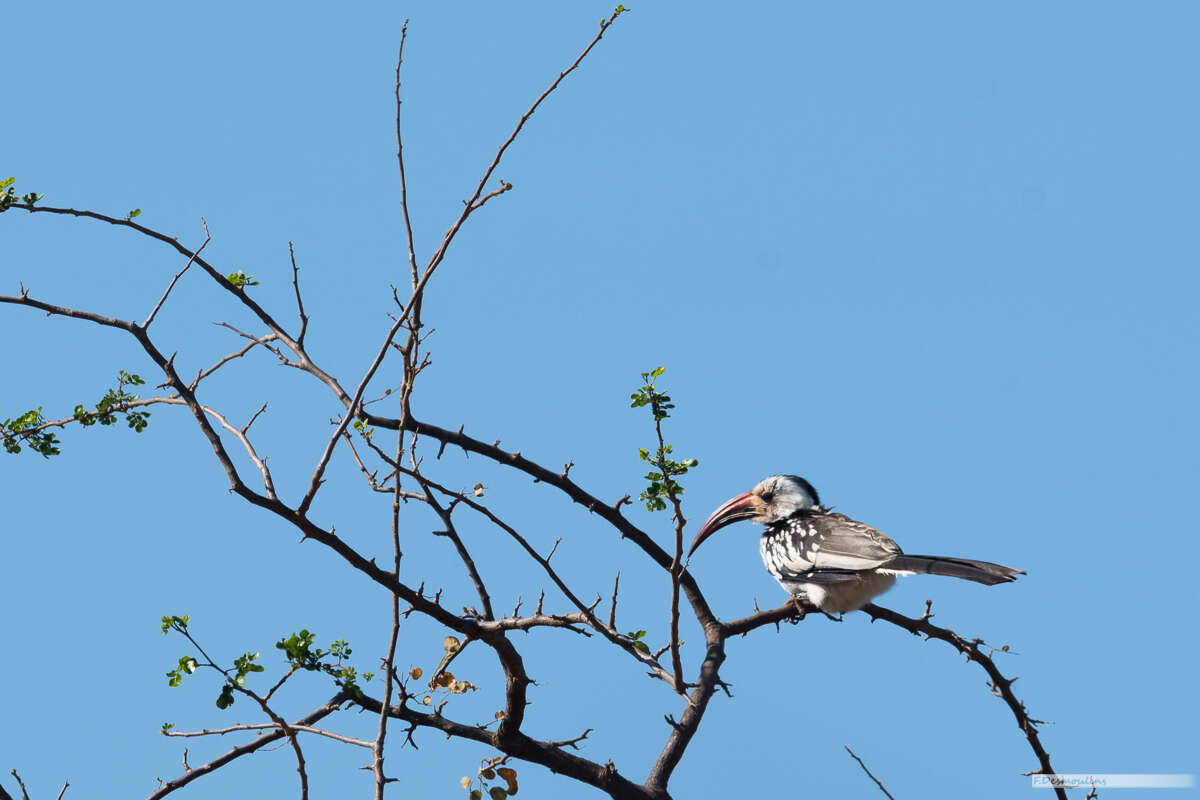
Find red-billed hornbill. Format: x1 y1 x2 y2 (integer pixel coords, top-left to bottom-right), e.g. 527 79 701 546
689 475 1022 613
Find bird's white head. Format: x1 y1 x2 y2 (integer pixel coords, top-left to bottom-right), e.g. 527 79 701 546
688 475 820 558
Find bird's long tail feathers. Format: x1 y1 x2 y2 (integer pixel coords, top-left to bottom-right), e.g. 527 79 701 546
885 555 1023 585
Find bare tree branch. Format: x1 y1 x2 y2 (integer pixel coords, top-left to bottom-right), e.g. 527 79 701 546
860 602 1066 800
144 220 209 328
288 242 310 346
296 9 625 518
148 694 349 800
7 772 28 800
189 332 280 390
351 691 651 800
844 746 895 800
415 479 496 620
167 722 371 748
394 19 420 290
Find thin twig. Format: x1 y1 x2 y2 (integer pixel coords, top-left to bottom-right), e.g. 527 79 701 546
844 746 895 800
288 242 310 346
394 20 420 290
144 220 210 328
8 772 28 800
166 721 371 748
190 332 279 389
415 477 495 620
149 694 349 800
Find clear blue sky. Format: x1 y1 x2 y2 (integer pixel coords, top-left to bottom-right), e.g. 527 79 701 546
3 3 1197 798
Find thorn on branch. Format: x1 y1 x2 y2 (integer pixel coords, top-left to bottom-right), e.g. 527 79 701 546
608 572 620 628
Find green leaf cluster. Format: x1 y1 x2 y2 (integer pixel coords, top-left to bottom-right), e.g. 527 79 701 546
3 371 154 457
1 407 61 457
0 176 44 212
630 367 699 511
627 629 651 654
165 655 198 688
637 445 698 512
74 371 150 431
276 630 373 693
629 366 672 421
232 651 266 686
225 270 260 289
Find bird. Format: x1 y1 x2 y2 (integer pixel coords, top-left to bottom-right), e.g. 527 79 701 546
688 475 1022 613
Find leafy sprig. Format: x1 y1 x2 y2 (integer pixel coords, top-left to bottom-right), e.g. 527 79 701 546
630 367 698 511
0 176 44 212
74 370 151 431
225 270 260 289
1 407 61 457
276 629 374 694
2 370 151 458
161 615 372 711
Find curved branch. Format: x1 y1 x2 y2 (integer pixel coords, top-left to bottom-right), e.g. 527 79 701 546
860 602 1066 800
149 693 350 800
351 692 653 800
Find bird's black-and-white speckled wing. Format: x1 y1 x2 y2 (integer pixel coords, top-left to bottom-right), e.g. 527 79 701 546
760 510 902 582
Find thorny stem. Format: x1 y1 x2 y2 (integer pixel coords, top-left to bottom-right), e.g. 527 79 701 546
651 410 688 695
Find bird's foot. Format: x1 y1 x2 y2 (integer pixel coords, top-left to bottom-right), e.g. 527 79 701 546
789 595 809 621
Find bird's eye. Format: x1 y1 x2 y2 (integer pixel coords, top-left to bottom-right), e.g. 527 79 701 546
761 490 774 502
